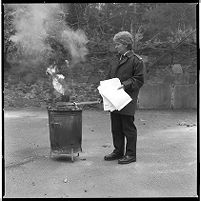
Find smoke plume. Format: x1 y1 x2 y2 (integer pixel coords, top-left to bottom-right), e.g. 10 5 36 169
61 29 88 66
8 3 88 65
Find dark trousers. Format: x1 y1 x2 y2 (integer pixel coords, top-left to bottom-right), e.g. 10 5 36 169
110 112 137 158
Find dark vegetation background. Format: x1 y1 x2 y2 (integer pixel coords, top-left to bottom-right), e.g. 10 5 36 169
3 3 197 108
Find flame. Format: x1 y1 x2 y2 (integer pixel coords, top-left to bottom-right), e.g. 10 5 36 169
46 65 65 95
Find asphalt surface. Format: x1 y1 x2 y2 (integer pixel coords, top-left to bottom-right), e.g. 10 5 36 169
3 109 197 198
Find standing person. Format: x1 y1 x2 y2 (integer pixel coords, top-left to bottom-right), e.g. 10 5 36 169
104 31 144 164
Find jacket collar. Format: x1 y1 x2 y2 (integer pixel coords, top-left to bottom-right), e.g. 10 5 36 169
119 50 134 66
120 50 130 60
124 50 134 58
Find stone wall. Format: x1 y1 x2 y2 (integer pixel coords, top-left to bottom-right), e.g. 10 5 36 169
172 84 197 109
138 83 197 109
138 63 197 109
138 84 171 109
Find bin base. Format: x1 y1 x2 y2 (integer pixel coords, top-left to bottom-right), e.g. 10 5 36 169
50 148 81 162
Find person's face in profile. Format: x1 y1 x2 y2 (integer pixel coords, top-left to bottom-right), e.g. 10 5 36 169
114 42 127 55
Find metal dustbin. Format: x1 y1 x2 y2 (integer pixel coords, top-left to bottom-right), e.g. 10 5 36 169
47 103 82 162
47 100 100 162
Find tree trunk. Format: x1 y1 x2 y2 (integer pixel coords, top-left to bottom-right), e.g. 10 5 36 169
130 3 137 50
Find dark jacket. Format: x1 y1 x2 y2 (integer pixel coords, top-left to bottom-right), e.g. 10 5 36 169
107 50 144 116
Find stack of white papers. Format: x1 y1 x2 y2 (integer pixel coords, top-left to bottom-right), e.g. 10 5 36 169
98 78 132 112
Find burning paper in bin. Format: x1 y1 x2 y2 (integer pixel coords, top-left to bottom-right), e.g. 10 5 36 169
46 62 71 102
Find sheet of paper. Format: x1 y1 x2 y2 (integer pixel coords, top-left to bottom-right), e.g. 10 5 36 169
98 78 132 112
98 89 116 111
100 78 121 89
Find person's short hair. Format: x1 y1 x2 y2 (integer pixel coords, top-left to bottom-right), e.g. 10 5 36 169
113 31 134 47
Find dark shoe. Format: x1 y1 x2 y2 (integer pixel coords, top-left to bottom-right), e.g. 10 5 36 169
104 152 123 161
118 155 136 164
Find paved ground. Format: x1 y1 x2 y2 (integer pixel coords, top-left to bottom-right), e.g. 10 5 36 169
3 109 197 198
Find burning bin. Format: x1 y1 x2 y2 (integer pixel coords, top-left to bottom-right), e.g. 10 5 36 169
47 103 82 161
47 100 100 162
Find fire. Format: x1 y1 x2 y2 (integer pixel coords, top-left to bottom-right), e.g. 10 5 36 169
46 62 70 102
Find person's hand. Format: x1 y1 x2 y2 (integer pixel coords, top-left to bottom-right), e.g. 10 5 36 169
117 84 124 90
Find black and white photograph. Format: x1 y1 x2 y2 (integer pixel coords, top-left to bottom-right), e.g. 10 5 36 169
2 2 198 198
